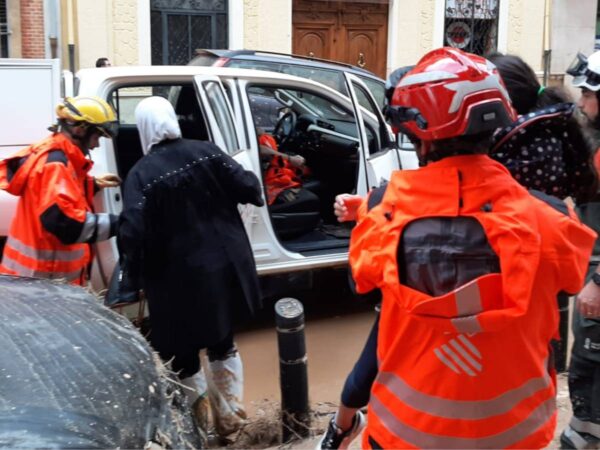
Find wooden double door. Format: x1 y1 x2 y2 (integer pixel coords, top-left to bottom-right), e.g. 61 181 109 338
292 0 389 79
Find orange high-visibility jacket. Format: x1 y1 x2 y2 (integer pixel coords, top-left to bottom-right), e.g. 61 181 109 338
259 133 302 205
349 155 596 449
0 133 108 285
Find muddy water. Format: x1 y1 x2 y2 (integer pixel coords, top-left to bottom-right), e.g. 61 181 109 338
237 307 376 414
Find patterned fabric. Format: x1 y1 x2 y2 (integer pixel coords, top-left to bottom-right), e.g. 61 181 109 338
491 103 594 203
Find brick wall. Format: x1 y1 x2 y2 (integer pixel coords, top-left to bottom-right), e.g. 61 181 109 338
20 0 45 58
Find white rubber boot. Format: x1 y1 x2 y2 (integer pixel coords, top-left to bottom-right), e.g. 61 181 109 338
206 350 246 437
180 370 210 436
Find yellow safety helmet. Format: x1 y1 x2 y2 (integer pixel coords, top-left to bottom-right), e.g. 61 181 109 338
56 96 118 138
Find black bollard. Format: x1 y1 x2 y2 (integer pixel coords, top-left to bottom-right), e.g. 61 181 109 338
275 298 310 442
553 292 570 373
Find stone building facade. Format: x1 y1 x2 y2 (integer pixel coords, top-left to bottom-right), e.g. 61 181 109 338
2 0 598 82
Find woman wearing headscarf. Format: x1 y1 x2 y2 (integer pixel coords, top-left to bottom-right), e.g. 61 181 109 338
118 96 264 438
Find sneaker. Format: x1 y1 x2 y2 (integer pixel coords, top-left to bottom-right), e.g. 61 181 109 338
560 426 600 449
316 411 366 450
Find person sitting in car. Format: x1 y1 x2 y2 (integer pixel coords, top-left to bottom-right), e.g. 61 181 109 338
256 127 318 208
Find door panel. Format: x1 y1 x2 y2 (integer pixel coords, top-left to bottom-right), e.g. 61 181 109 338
344 72 400 191
293 26 333 59
292 0 389 78
193 75 259 238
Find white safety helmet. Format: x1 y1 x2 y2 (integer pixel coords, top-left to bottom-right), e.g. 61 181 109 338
568 51 600 91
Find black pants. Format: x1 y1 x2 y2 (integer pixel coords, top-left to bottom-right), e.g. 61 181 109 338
167 332 235 378
341 314 379 408
569 351 600 424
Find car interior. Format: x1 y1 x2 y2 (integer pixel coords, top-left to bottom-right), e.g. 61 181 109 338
108 81 388 256
247 85 386 253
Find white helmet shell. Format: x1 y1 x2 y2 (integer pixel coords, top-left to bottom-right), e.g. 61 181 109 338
572 50 600 91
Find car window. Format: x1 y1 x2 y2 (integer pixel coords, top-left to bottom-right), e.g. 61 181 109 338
359 76 386 110
280 64 347 94
201 80 240 154
108 83 210 181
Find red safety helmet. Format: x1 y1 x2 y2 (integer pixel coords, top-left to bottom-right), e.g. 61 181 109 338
386 47 516 141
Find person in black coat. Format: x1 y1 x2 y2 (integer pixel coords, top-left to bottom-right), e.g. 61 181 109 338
118 96 264 437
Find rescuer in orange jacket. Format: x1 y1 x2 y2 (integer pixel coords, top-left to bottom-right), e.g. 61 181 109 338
0 96 121 285
346 48 597 449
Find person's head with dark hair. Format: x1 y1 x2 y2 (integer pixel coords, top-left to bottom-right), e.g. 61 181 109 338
487 52 572 114
385 47 515 165
486 52 597 203
96 57 111 68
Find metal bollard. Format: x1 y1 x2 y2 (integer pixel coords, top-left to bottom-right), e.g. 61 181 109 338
275 298 310 442
553 292 570 373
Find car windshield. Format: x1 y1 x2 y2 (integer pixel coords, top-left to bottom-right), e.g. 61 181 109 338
278 89 351 121
223 58 385 112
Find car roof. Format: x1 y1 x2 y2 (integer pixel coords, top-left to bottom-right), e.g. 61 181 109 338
191 49 384 83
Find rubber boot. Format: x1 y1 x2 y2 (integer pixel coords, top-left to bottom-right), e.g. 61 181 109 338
181 370 210 438
207 349 246 437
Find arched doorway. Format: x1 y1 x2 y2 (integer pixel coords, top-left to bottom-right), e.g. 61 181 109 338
292 0 389 79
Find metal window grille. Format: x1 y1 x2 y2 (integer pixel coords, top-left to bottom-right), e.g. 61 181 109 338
151 0 228 66
444 0 499 56
0 0 8 58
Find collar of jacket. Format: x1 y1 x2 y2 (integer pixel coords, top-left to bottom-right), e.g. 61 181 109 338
51 133 93 175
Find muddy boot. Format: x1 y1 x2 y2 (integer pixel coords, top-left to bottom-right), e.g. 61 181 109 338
561 424 600 449
207 349 247 437
180 370 210 438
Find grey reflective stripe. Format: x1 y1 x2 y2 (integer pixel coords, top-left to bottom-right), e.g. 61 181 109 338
441 344 476 376
6 236 85 262
455 282 482 316
433 348 460 374
399 71 459 88
1 254 81 281
371 394 555 448
571 417 600 439
94 213 112 242
76 212 97 243
376 370 551 419
458 334 481 358
449 339 482 373
452 315 481 333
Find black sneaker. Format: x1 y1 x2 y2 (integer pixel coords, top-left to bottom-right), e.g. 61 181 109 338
560 426 600 449
315 411 366 450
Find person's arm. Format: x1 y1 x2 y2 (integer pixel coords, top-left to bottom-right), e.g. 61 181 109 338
37 158 118 244
210 144 265 207
259 144 305 169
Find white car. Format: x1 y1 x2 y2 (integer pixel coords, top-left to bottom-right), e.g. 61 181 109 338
2 65 418 292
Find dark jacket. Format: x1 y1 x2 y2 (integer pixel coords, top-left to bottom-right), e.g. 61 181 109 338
119 138 264 354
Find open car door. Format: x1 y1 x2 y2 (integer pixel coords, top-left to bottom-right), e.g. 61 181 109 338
344 73 418 191
192 75 261 238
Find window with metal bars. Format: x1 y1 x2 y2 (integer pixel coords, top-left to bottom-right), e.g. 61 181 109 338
444 0 499 56
0 0 8 57
150 0 228 66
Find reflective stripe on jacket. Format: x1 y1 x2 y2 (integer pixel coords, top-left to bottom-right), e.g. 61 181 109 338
349 155 596 449
0 133 104 285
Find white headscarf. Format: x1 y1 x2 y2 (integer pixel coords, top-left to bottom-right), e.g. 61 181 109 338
135 96 182 155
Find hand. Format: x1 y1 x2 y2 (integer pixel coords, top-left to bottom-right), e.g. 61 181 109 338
95 173 122 189
287 154 306 169
334 194 363 222
576 280 600 318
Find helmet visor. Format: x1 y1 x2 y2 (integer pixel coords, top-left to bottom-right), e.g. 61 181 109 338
567 52 588 77
95 121 119 138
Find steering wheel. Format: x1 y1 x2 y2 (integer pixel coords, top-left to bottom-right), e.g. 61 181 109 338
273 111 297 147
